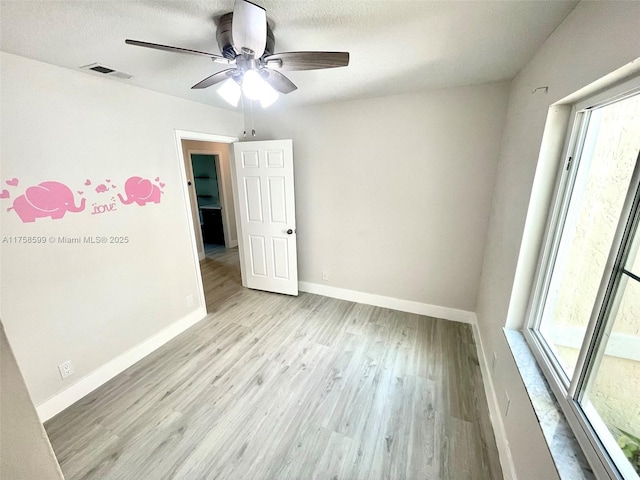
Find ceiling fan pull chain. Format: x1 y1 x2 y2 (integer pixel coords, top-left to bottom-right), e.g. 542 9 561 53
240 90 248 139
250 96 256 137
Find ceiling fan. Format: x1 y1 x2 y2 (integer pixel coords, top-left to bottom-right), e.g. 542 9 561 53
125 0 350 107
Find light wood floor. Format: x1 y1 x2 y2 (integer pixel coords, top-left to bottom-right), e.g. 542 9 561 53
45 248 503 480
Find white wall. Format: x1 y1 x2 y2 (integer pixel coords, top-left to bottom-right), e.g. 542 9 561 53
254 82 510 313
0 52 242 408
1 323 64 480
476 2 640 479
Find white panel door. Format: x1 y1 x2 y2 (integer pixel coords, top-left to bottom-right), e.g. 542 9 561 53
232 140 298 295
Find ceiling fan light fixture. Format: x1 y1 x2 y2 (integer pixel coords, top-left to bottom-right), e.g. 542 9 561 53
241 69 265 100
259 83 279 108
217 77 242 107
241 69 279 107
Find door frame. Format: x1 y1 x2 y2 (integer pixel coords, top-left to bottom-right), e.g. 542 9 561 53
174 130 239 310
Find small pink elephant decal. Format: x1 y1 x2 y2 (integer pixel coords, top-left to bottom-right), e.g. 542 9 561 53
7 181 86 222
118 176 162 206
95 184 109 193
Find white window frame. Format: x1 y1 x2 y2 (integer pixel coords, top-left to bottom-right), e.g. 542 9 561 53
524 75 640 480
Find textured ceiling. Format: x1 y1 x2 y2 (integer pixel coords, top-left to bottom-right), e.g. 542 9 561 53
0 0 577 111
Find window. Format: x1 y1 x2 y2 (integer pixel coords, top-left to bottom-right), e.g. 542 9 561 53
526 77 640 480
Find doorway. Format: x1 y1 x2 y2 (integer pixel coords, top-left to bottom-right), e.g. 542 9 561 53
188 150 225 254
178 135 239 260
174 130 239 312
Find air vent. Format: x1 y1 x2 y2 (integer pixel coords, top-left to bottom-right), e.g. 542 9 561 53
79 63 133 80
90 65 115 74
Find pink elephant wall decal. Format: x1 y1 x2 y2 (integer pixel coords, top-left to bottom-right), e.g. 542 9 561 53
118 176 162 206
7 181 86 223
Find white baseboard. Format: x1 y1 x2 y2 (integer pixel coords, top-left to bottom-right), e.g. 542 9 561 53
36 307 208 422
472 322 518 480
298 281 476 324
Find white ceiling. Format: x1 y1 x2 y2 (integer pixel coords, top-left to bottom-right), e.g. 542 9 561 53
0 0 577 111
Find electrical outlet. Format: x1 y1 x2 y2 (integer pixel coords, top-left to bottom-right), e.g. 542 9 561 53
322 271 329 281
186 294 194 308
492 351 498 372
58 360 74 379
504 391 511 417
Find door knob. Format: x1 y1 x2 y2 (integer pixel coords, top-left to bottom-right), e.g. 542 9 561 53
287 229 293 235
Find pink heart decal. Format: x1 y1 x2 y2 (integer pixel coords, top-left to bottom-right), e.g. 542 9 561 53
6 178 18 187
155 177 160 182
106 179 111 183
159 182 166 188
0 189 10 199
77 191 84 195
85 179 91 186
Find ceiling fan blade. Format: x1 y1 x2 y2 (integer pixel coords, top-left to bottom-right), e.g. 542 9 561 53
261 69 297 94
191 69 239 89
263 51 350 71
125 39 231 64
232 0 267 58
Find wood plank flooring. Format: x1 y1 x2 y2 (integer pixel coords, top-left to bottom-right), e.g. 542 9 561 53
45 248 503 480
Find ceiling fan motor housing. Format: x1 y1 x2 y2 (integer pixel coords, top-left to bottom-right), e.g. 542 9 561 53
216 12 275 60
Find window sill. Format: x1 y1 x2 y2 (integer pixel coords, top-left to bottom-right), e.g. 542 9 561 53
504 328 596 480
